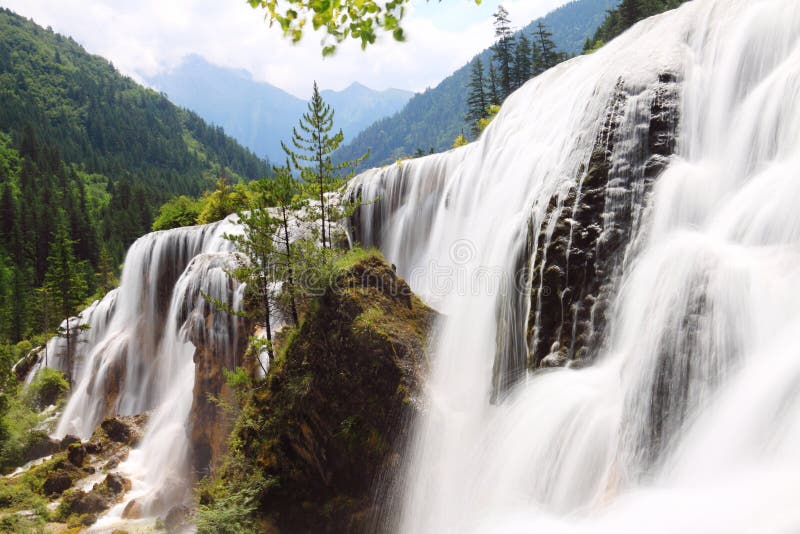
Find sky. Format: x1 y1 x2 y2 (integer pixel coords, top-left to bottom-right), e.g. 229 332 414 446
0 0 570 99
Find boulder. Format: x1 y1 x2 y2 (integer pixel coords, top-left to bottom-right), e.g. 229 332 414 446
122 498 142 519
60 434 81 450
43 470 73 495
102 473 131 495
85 440 103 454
164 505 191 532
228 254 435 532
101 417 132 443
62 489 110 515
67 443 87 467
100 414 146 446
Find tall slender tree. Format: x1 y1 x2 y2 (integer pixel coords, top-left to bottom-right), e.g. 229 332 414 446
487 63 501 106
282 82 364 249
43 210 88 385
619 0 645 28
513 33 533 89
466 58 490 137
534 21 558 72
265 162 301 326
491 6 515 101
225 200 280 370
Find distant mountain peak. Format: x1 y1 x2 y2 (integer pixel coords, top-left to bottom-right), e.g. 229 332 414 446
145 57 414 161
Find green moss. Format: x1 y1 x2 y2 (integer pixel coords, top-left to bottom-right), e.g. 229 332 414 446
25 368 69 410
202 254 435 531
0 385 45 472
0 513 47 533
333 246 383 271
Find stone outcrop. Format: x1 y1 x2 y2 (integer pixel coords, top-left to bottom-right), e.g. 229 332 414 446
0 412 146 527
186 284 251 479
225 254 435 533
526 73 681 371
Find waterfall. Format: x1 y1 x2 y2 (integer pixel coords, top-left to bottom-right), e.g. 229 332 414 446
42 215 246 517
348 0 800 532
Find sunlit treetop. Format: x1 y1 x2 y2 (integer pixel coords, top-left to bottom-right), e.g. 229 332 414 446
248 0 481 56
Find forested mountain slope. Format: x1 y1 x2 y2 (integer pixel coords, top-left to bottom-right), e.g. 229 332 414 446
336 0 620 169
0 9 268 196
0 8 269 344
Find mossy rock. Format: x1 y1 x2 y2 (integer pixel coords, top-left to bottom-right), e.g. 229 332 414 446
225 254 436 533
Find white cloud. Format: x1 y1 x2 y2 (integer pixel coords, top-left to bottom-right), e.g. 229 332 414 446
0 0 569 98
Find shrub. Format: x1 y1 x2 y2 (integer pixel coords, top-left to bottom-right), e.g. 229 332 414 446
25 368 69 410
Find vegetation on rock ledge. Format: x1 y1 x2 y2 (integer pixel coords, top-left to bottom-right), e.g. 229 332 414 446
197 251 436 533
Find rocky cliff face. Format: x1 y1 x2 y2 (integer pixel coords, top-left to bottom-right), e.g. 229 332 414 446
526 72 681 370
224 254 435 533
188 296 251 480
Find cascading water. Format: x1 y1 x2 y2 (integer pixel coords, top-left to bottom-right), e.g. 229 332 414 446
348 0 800 532
39 215 247 520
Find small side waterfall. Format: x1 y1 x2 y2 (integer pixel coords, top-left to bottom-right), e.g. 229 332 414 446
348 0 800 532
39 215 246 517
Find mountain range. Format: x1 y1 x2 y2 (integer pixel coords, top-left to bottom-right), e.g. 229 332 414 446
146 56 414 162
336 0 621 169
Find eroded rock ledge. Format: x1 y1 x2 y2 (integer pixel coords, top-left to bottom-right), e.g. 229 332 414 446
216 254 436 533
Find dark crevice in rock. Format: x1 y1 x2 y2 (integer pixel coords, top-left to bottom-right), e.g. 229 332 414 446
525 72 681 372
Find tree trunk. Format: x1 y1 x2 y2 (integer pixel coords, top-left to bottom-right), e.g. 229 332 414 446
282 206 299 325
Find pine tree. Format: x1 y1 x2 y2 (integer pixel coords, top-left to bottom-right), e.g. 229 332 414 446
264 162 301 326
619 0 644 28
466 58 489 137
513 34 533 89
95 245 117 295
487 63 501 106
282 82 365 249
43 210 88 385
492 6 515 101
534 21 558 71
225 201 280 370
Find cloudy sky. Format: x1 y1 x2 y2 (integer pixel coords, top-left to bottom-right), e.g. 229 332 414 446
0 0 570 99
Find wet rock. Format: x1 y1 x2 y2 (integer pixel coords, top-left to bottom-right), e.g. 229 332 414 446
22 430 61 462
62 489 110 515
85 440 103 454
525 73 680 373
43 471 73 495
82 514 98 526
101 417 132 444
540 351 568 368
103 456 121 471
122 498 142 519
228 254 435 532
103 473 131 495
164 505 191 532
60 434 81 450
67 443 87 467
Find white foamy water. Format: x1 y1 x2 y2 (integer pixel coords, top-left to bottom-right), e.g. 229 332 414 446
348 1 800 532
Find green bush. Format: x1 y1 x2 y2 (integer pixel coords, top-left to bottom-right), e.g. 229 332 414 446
25 368 69 411
0 383 44 472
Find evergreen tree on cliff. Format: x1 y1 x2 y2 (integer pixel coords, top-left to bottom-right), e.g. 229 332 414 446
282 82 364 249
513 33 533 90
264 162 301 326
487 63 501 106
492 6 515 100
466 58 490 137
534 21 558 72
619 0 645 27
225 201 280 370
43 210 88 385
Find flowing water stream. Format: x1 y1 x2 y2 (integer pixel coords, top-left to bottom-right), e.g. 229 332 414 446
31 0 800 530
349 1 800 531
